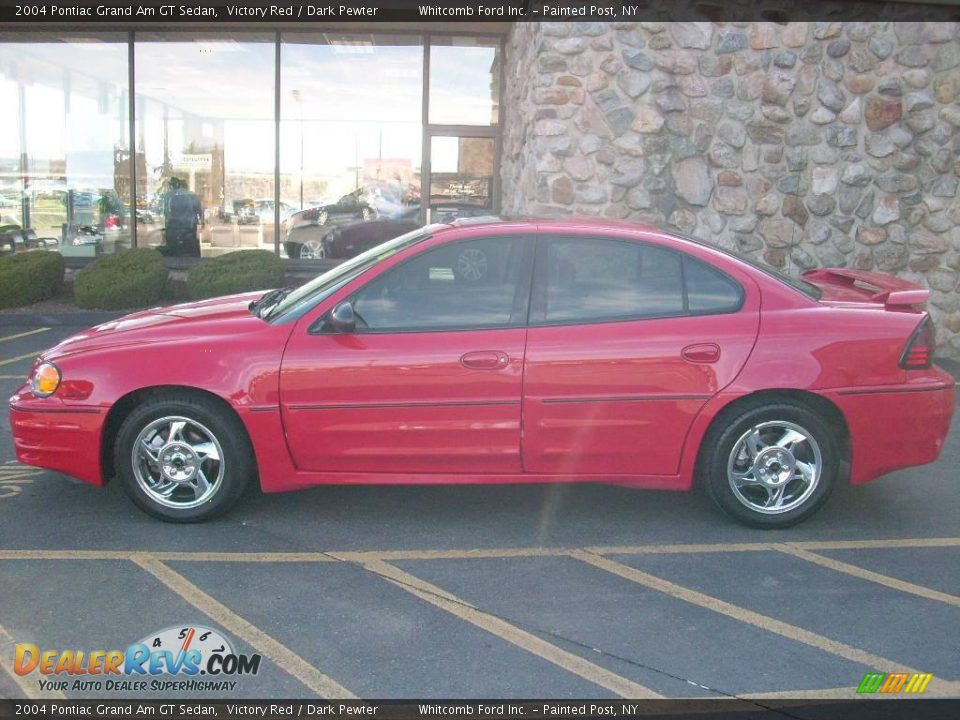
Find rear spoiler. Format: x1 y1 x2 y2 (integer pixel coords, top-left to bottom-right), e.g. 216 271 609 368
802 268 930 308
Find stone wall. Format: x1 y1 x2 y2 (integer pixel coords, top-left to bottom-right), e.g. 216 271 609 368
501 21 960 356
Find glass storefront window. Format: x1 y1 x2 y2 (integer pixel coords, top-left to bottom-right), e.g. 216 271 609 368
0 32 502 263
428 136 495 223
429 37 500 126
0 36 130 257
280 34 423 260
135 33 275 258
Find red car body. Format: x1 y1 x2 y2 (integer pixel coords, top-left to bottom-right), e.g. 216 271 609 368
8 219 955 516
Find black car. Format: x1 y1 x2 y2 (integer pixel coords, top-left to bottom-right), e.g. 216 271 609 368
285 218 419 260
285 189 377 241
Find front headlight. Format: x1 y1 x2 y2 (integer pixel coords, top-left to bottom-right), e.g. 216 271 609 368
31 362 61 397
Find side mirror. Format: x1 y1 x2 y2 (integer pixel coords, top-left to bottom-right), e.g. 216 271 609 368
328 301 356 333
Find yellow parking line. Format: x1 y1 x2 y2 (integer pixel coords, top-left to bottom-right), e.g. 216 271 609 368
0 352 39 368
793 538 960 551
131 554 356 699
0 328 48 344
776 545 960 607
587 543 777 555
569 551 950 682
0 621 66 699
0 538 957 563
335 547 572 562
358 558 661 699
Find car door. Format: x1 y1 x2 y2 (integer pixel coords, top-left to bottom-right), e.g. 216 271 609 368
522 233 760 477
280 233 534 474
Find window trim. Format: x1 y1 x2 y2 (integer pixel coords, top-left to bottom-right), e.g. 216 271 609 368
314 233 535 335
528 234 746 329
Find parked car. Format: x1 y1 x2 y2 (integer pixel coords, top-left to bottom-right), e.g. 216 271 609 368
284 190 377 243
284 218 420 260
9 219 954 526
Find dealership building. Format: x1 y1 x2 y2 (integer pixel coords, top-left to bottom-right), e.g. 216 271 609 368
1 8 959 352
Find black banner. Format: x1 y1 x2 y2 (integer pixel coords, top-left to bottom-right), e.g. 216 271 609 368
1 0 959 24
3 700 960 720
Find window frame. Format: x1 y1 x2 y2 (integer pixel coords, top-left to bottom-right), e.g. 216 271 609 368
528 234 746 328
317 233 535 335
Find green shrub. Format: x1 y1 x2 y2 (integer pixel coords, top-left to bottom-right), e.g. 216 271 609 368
74 248 167 310
187 250 286 300
0 251 65 308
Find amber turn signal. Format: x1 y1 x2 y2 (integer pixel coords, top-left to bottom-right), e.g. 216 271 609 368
31 362 61 397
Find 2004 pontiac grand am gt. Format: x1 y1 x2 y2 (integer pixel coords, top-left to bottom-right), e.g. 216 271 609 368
8 219 955 527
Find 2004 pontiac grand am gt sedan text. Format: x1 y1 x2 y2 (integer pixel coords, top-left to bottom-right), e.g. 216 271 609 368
8 219 955 527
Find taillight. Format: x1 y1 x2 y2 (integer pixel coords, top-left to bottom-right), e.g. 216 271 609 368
899 316 935 369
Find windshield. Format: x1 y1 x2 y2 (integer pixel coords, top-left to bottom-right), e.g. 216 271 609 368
263 225 439 321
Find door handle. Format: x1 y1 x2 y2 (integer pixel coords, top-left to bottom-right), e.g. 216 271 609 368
460 351 510 370
681 343 721 364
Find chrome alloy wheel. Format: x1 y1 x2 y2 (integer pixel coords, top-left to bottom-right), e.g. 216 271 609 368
726 420 822 515
299 239 326 260
456 247 488 281
132 416 224 509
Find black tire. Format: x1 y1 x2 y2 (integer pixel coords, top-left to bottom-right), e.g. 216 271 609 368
701 401 838 529
114 393 256 523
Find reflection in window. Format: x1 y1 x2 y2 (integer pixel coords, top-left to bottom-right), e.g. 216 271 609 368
353 236 524 331
0 38 130 257
429 37 500 126
429 136 494 223
280 35 423 259
135 34 275 257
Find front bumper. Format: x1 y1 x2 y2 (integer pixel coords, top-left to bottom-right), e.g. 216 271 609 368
830 374 955 485
9 391 106 487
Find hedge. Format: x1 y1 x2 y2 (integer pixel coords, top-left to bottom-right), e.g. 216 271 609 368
187 250 286 300
0 251 65 309
74 248 168 310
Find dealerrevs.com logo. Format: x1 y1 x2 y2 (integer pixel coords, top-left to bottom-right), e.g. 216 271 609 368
15 625 262 693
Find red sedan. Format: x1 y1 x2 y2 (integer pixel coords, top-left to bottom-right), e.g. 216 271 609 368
8 219 955 527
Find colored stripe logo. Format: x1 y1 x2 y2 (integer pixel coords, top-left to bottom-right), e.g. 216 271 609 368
857 672 932 694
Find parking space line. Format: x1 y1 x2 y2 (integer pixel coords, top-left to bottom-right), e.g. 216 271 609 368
587 543 777 555
335 548 572 562
130 554 356 699
0 375 27 380
776 545 960 607
359 558 662 699
0 621 66 700
793 538 960 551
0 352 40 368
0 328 49 344
569 550 960 692
0 538 957 563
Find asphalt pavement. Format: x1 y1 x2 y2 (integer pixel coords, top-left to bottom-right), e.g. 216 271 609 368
1 313 958 704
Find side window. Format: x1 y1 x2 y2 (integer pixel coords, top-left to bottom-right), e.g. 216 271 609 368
351 236 530 331
540 238 685 324
683 255 743 314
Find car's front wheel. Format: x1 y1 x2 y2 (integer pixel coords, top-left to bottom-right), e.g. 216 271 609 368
702 402 838 528
114 394 255 522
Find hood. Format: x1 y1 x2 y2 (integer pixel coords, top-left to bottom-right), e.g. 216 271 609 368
44 291 271 359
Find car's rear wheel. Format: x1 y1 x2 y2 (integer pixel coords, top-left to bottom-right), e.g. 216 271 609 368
115 394 255 522
299 239 325 260
702 402 837 528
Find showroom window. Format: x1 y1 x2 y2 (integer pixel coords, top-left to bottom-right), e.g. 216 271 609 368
0 35 131 257
135 33 275 258
280 33 423 259
0 31 503 262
